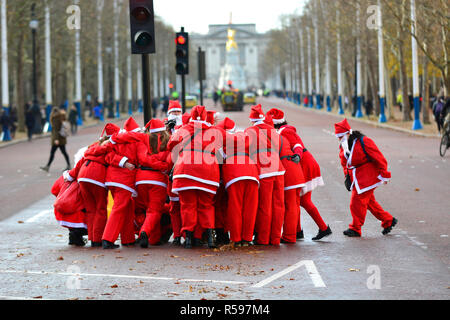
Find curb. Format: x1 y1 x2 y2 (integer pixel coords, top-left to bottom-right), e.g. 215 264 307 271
280 98 440 139
0 115 133 150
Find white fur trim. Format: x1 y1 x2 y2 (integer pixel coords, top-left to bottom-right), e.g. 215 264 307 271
63 171 74 182
250 118 265 123
377 174 390 182
168 108 182 115
292 143 304 150
224 176 260 189
109 137 116 145
259 171 286 179
272 118 285 124
189 119 211 127
135 180 168 188
284 183 306 191
149 127 166 134
119 157 128 168
169 196 180 202
78 178 106 188
171 186 217 195
300 176 325 195
56 220 87 229
352 169 382 194
172 174 220 187
105 182 137 197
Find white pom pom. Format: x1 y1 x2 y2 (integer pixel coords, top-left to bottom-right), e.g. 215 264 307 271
259 114 263 118
197 116 201 120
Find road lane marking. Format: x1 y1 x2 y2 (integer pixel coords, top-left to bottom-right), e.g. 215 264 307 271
252 260 326 288
0 269 248 286
25 209 52 223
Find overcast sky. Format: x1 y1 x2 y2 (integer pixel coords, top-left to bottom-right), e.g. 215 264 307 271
154 0 307 34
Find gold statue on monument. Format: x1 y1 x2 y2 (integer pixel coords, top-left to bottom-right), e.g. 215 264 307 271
226 12 237 52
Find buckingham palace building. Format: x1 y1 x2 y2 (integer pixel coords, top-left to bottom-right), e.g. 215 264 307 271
189 23 270 92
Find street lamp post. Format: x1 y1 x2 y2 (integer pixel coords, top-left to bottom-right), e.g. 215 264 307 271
106 46 114 119
30 4 42 134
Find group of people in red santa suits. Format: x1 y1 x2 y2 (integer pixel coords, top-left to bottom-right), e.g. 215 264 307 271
52 99 396 249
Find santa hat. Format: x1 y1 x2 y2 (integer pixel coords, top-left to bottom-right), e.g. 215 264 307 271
267 108 285 125
123 117 141 132
334 118 352 138
145 118 166 134
167 100 182 115
189 105 209 125
100 123 120 138
249 104 265 122
206 110 220 125
264 113 274 128
217 117 236 133
182 112 191 125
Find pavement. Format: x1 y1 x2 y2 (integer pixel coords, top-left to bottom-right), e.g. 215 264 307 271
0 97 448 303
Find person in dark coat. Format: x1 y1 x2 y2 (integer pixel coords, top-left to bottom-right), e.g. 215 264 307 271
25 103 34 141
68 104 78 135
40 107 71 172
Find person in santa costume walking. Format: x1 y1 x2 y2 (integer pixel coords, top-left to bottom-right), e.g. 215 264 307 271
102 117 142 249
334 118 397 237
219 117 259 247
166 100 183 133
167 105 225 249
135 118 171 248
245 105 285 246
64 123 120 247
267 108 332 241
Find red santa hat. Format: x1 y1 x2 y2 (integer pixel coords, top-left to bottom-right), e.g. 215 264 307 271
123 117 141 132
189 105 208 125
217 117 236 133
182 112 191 125
249 104 265 122
100 123 120 138
206 110 220 125
145 118 166 134
334 118 352 138
264 113 274 128
167 100 182 115
267 108 285 125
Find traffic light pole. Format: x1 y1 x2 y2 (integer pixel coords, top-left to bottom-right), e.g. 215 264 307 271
142 53 152 124
181 74 186 114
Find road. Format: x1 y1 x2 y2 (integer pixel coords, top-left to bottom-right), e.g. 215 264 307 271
0 97 448 302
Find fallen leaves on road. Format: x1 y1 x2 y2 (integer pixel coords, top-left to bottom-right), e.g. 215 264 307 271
349 268 360 272
415 188 420 191
17 221 24 224
33 296 42 299
110 284 118 288
57 256 64 261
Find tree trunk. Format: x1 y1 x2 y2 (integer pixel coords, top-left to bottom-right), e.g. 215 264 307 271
399 41 412 121
422 53 430 124
15 31 25 132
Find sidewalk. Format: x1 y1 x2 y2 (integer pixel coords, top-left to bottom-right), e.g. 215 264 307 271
280 98 440 139
0 112 136 149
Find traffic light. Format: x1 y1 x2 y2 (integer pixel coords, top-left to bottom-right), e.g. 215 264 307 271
129 0 155 54
175 29 189 75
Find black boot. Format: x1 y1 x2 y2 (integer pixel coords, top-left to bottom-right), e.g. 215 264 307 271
68 228 86 246
296 230 304 240
382 217 398 235
172 236 182 246
184 231 193 249
137 231 148 248
91 241 102 247
206 229 217 249
102 240 119 249
312 226 332 241
343 229 361 237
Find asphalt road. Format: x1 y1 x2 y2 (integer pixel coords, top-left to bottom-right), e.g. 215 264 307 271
0 97 448 302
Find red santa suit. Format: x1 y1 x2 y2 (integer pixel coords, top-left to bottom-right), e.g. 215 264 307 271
102 117 142 245
167 106 225 241
219 117 259 243
267 108 328 234
135 119 170 245
245 105 285 245
335 119 394 236
64 123 119 243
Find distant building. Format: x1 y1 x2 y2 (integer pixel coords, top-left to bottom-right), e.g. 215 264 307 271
190 23 269 92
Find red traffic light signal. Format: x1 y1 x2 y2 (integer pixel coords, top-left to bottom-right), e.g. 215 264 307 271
175 35 186 45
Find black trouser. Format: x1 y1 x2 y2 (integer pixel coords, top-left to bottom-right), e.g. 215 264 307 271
46 144 70 168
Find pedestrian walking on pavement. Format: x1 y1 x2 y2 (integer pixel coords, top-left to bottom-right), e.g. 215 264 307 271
40 107 71 172
334 118 397 237
25 102 34 141
68 104 78 135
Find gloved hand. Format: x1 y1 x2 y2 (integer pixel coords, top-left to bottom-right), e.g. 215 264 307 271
166 119 177 130
291 154 301 164
344 173 352 192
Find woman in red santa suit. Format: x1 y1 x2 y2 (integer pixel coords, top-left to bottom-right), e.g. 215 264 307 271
218 117 260 247
267 108 332 241
65 123 120 247
335 119 397 237
102 117 142 249
245 105 285 246
135 118 171 248
167 105 225 249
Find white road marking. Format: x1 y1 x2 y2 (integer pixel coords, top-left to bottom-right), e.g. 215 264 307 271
25 209 52 223
252 260 326 288
0 269 248 286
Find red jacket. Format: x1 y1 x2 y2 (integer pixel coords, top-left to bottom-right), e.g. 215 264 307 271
104 131 141 196
339 135 391 194
279 134 306 190
66 142 109 188
222 130 259 189
245 122 285 179
167 122 225 195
